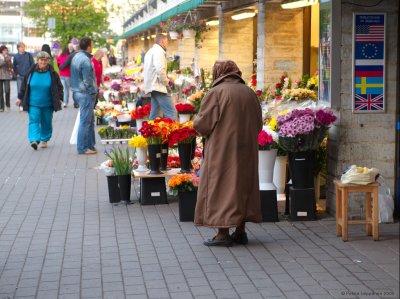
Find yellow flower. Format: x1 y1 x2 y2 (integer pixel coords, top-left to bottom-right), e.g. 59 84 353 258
268 117 277 131
128 135 147 148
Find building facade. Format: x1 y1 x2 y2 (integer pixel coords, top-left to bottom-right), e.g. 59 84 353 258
119 0 399 216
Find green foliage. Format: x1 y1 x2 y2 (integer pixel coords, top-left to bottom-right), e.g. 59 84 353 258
23 0 111 46
167 59 180 73
105 147 134 175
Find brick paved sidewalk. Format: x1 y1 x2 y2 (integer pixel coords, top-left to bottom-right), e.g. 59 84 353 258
0 82 398 298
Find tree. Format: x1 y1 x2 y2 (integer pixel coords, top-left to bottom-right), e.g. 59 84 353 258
23 0 111 46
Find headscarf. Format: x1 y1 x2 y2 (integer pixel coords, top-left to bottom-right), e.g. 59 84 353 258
212 60 242 82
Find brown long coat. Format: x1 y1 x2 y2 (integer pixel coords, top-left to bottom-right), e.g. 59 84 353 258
194 62 263 228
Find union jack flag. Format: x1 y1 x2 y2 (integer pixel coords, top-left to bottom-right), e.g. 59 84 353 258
354 94 384 111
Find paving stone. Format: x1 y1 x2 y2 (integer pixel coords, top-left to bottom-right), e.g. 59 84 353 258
0 98 398 299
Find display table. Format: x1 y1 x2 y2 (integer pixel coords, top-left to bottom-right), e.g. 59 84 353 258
100 139 131 145
133 168 180 205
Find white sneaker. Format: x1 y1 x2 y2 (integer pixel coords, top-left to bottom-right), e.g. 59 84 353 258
39 141 48 148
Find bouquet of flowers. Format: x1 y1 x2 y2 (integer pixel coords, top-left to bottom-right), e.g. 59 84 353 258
258 126 279 150
169 121 198 146
139 118 174 144
282 88 317 101
128 135 147 148
277 108 336 152
132 104 151 119
168 173 199 193
270 73 291 99
187 90 205 114
104 147 135 175
175 103 195 114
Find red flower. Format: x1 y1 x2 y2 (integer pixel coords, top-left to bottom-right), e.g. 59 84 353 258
275 82 282 89
104 76 110 82
132 104 151 119
281 75 286 80
251 79 257 87
255 90 262 96
175 103 194 113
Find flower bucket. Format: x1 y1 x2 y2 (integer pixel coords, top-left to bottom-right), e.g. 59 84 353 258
178 113 191 124
160 143 169 171
178 143 192 173
169 31 179 40
273 156 288 194
178 190 197 222
107 176 121 204
288 150 316 189
136 146 148 172
147 143 162 174
182 29 195 39
136 119 143 135
127 102 136 111
118 174 131 202
258 149 277 191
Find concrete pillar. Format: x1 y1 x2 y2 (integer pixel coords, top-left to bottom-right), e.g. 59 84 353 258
218 4 223 60
256 0 266 90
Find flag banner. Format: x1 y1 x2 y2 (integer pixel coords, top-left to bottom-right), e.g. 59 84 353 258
353 13 385 113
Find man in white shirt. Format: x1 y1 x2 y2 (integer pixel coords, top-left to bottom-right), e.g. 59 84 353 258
143 34 177 120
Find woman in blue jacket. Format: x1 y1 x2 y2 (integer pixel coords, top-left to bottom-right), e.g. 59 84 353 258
16 51 63 150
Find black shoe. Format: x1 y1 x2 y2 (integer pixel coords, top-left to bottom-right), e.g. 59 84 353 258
31 142 38 150
74 103 79 108
203 235 233 247
231 232 248 245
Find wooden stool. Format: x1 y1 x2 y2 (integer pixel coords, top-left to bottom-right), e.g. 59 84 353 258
334 179 379 241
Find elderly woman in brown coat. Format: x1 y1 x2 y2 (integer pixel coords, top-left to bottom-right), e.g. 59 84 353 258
194 60 263 246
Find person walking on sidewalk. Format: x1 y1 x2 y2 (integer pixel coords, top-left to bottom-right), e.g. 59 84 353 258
12 42 34 95
194 60 263 247
0 45 13 112
143 34 177 120
57 47 71 108
92 49 104 108
70 37 98 155
15 51 63 150
60 44 79 108
41 44 59 74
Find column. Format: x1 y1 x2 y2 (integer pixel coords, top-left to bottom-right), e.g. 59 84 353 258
256 0 266 90
217 4 223 60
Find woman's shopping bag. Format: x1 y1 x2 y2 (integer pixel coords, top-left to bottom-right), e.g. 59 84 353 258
70 111 80 145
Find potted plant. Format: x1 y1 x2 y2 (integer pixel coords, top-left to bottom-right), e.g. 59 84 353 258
128 135 148 172
168 173 199 221
139 118 171 174
258 126 279 191
277 107 336 189
175 103 195 123
160 17 183 39
105 147 135 203
168 121 198 173
131 104 151 134
99 160 120 204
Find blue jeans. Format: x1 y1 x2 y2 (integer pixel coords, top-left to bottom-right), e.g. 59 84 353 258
149 91 177 120
74 92 96 153
28 106 53 142
60 76 70 105
17 76 24 95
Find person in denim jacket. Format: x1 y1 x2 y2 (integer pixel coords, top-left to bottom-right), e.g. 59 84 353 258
70 37 98 155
